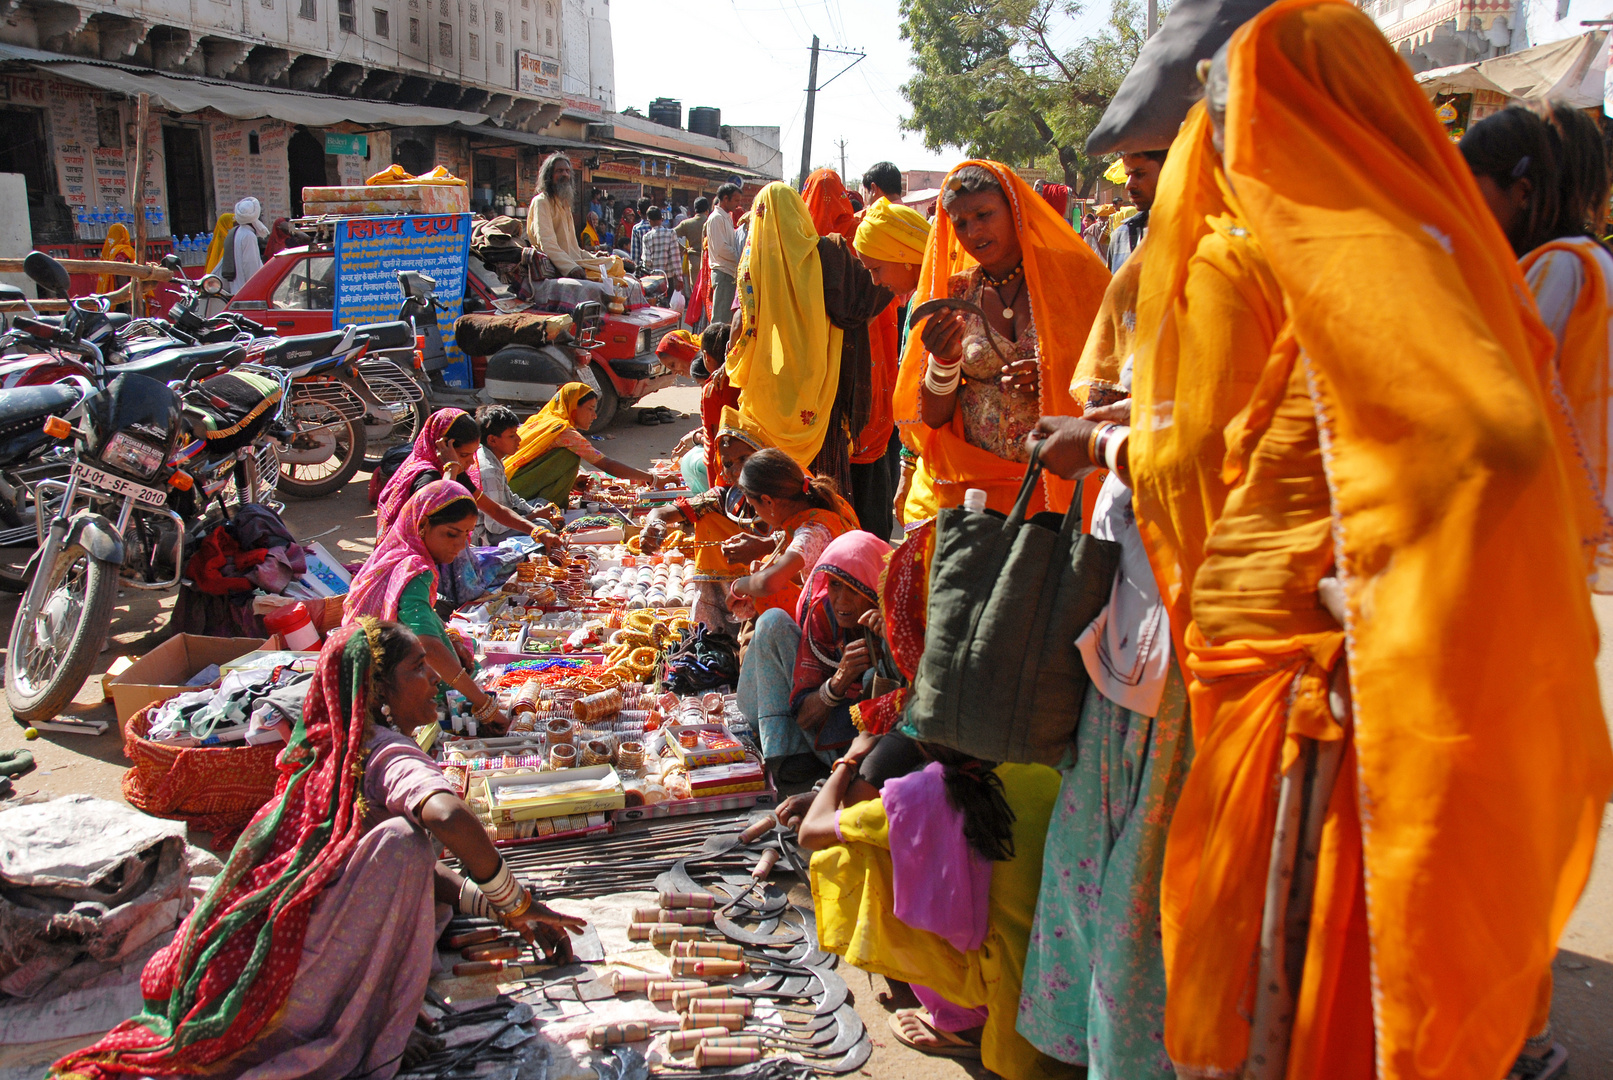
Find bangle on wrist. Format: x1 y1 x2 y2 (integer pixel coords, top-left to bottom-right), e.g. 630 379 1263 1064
1103 425 1131 473
457 877 495 919
473 857 526 914
819 680 847 707
1086 421 1113 467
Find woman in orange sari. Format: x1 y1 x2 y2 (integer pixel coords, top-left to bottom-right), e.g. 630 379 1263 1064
894 162 1108 519
1146 7 1612 1080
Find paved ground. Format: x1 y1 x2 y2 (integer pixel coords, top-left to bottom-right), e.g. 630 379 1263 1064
1 383 1610 1079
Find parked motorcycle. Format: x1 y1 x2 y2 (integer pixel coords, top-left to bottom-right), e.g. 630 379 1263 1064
5 261 289 722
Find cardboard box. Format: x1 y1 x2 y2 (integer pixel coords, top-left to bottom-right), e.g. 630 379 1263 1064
483 765 625 823
105 635 267 724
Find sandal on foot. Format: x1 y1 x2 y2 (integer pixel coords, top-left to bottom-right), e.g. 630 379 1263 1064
1508 1045 1569 1080
887 1008 982 1060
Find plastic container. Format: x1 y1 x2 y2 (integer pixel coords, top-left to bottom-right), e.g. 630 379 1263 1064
963 488 988 513
263 605 319 650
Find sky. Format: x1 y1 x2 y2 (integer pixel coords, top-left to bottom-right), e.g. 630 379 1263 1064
607 0 1104 186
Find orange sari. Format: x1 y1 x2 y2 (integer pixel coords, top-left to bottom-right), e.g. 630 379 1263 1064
892 161 1109 516
1159 7 1613 1080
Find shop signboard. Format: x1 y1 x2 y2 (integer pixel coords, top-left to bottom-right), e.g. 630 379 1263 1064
212 119 292 223
516 50 561 99
324 133 369 156
333 214 472 388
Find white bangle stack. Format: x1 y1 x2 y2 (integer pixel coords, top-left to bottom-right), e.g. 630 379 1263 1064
924 356 962 396
1102 425 1131 473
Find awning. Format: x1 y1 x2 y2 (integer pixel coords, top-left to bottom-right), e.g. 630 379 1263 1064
600 143 769 181
0 42 493 127
1416 30 1610 109
454 123 605 151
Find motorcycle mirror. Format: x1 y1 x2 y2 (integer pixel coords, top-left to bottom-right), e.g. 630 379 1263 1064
23 250 70 299
160 253 182 273
200 274 225 297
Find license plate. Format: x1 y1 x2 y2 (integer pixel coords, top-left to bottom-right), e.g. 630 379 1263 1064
72 462 169 508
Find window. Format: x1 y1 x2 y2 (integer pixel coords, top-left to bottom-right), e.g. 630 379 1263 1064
440 0 448 14
248 131 260 154
438 21 452 53
272 256 336 311
338 0 355 31
521 19 528 39
260 0 273 8
495 40 504 64
544 26 551 45
468 31 479 58
409 15 420 40
493 9 503 32
298 0 316 19
545 0 551 12
373 7 389 35
469 2 477 22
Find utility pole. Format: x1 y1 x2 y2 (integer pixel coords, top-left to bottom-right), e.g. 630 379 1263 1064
799 35 820 192
835 139 848 180
1147 0 1157 36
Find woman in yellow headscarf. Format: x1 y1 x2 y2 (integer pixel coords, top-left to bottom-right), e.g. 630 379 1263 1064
503 382 666 506
893 161 1109 519
1149 6 1613 1080
95 223 136 295
202 212 235 275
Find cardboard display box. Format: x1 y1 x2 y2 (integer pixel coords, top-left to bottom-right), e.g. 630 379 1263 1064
105 635 266 724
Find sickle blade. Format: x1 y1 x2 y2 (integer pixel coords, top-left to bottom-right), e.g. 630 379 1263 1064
804 964 849 1015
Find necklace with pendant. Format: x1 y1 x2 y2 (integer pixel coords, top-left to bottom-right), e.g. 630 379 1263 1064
992 278 1025 322
982 263 1025 322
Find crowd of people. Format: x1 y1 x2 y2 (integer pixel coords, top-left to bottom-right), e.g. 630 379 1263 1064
47 1 1613 1078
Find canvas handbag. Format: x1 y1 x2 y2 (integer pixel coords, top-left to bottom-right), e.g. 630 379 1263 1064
905 445 1121 765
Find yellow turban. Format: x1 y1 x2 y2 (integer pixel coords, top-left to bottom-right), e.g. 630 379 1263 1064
854 197 931 266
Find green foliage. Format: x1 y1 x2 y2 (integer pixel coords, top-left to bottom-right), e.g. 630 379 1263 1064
898 0 1151 193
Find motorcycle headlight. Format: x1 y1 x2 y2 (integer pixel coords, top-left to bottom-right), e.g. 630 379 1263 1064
636 328 651 354
101 431 166 478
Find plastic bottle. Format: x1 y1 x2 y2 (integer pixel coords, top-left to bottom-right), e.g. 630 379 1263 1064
963 488 988 513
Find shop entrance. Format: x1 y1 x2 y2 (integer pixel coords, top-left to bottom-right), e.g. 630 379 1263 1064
0 106 69 244
471 150 518 216
286 128 327 216
394 138 432 177
162 125 209 237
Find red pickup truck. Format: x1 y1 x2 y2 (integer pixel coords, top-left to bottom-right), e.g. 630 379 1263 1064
226 244 682 427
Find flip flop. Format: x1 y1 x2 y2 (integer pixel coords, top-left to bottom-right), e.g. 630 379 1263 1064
637 410 662 426
886 1008 982 1060
652 406 683 423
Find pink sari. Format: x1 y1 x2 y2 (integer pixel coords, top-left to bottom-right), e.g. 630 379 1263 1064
374 409 470 540
346 480 475 623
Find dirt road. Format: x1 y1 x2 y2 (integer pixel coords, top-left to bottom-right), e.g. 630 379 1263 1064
1 385 1609 1079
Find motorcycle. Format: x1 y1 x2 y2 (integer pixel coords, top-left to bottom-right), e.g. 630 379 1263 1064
5 271 289 722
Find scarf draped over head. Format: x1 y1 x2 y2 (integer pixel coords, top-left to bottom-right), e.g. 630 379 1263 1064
892 160 1110 515
376 408 470 539
503 382 594 478
96 224 136 294
347 480 474 622
716 404 769 454
1036 182 1070 218
725 183 845 468
790 530 892 714
52 625 383 1080
855 198 931 266
802 169 859 244
203 213 235 274
655 328 702 369
1160 4 1613 1077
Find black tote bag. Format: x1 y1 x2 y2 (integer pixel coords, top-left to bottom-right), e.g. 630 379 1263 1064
905 447 1121 765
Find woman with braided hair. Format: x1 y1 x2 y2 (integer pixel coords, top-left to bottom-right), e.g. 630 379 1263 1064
53 621 584 1080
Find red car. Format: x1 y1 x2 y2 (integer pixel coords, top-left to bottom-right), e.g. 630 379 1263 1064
226 244 682 427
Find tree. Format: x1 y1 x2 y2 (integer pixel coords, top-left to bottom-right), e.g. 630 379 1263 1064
898 0 1149 195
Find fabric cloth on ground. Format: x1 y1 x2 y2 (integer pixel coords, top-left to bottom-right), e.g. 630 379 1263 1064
881 762 991 953
1017 664 1189 1078
52 627 445 1079
892 161 1109 517
1158 5 1613 1079
1519 236 1613 592
375 410 472 540
346 479 474 625
811 763 1076 1080
144 665 313 746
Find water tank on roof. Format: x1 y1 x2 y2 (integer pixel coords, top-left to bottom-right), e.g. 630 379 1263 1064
648 98 683 129
688 107 722 138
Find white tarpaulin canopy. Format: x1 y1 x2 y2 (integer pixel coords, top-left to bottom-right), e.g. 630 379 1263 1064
0 43 491 128
1416 30 1612 110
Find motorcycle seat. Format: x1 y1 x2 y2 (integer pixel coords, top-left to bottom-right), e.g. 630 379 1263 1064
258 331 349 368
354 320 413 349
0 382 80 432
113 343 246 383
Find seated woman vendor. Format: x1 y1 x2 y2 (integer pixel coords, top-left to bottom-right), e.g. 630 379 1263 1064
721 448 859 621
377 407 556 547
738 530 896 783
346 481 513 735
53 621 585 1080
503 382 671 506
796 732 1073 1080
640 405 769 632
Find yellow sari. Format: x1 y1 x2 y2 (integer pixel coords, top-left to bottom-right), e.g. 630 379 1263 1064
203 214 235 275
1159 6 1613 1080
503 381 593 478
95 224 136 294
725 182 843 468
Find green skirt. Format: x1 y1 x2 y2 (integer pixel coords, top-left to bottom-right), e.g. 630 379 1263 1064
508 447 581 507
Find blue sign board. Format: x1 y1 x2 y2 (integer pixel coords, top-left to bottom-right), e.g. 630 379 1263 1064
334 213 472 388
